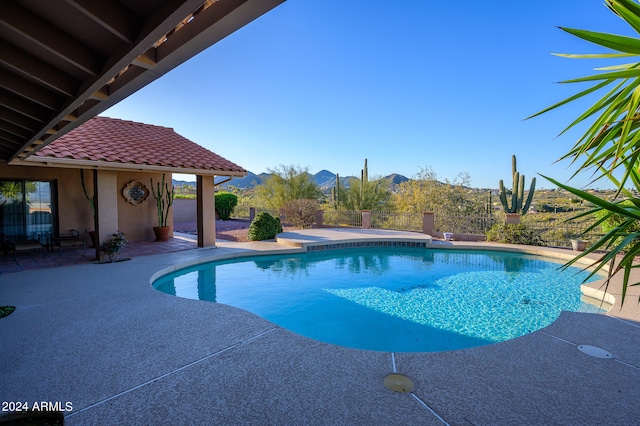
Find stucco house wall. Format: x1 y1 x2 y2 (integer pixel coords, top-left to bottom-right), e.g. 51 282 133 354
0 164 173 244
173 198 197 223
117 172 172 241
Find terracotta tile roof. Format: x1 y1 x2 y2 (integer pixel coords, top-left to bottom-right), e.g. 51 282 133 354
35 116 246 174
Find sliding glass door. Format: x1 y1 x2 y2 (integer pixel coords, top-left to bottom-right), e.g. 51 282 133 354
0 180 55 240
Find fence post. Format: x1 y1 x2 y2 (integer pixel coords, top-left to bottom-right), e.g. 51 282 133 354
505 213 521 225
314 210 324 228
422 211 434 235
361 210 371 229
249 207 255 222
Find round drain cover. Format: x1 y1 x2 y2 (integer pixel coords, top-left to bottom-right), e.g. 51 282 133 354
384 373 414 393
577 345 613 359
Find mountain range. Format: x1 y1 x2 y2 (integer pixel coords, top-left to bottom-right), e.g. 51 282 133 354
175 170 410 190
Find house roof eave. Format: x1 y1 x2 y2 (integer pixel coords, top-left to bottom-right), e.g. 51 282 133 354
13 156 248 178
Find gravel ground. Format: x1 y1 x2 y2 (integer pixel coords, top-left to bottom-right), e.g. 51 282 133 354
174 219 296 242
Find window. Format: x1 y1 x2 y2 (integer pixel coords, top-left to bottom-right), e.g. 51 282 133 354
0 180 56 241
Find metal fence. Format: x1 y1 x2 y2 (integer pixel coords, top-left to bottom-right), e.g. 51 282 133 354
522 216 603 247
322 210 362 227
370 211 422 231
235 208 605 249
433 213 497 235
231 205 251 219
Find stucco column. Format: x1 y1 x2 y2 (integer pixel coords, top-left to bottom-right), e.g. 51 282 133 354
197 175 216 247
361 210 371 229
314 210 324 228
505 213 521 225
422 211 434 235
94 170 119 259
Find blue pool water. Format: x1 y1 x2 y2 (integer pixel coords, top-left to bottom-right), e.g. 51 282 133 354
153 247 604 352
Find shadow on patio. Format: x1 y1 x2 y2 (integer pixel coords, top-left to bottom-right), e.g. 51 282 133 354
0 235 198 274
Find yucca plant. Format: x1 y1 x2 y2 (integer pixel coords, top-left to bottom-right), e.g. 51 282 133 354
529 0 640 305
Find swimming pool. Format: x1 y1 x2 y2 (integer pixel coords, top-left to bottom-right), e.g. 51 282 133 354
153 247 604 352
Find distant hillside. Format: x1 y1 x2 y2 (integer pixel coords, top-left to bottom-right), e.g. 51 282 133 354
176 169 411 191
314 169 336 188
385 173 409 186
219 172 262 189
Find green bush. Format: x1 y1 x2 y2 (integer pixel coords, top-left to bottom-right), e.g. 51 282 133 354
486 223 544 246
248 212 283 241
215 192 238 220
596 200 640 233
0 306 16 318
595 200 640 246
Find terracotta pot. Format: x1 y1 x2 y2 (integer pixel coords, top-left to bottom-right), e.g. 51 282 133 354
153 226 171 242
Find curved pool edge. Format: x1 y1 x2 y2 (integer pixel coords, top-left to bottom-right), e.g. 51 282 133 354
149 228 640 320
151 228 626 317
149 230 621 349
148 245 306 285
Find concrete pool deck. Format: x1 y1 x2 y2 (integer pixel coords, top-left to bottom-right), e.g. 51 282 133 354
1 229 639 425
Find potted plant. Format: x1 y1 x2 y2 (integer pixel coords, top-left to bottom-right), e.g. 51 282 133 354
100 232 127 262
150 174 174 241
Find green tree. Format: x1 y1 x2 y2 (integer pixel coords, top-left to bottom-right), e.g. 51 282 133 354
339 177 392 211
254 164 323 209
394 166 479 214
529 0 640 304
232 188 258 217
337 159 392 211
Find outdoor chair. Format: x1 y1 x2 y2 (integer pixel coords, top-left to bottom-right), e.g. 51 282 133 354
5 235 45 261
53 229 86 254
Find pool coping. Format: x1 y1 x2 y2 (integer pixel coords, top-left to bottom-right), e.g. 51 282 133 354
156 229 620 314
277 229 624 315
1 228 639 425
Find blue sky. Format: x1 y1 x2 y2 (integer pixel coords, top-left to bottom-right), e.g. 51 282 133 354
104 0 631 189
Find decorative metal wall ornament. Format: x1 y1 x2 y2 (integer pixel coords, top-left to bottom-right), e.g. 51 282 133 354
122 180 150 205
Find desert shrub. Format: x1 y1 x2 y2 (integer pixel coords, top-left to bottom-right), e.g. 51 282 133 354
596 200 640 233
0 306 16 318
247 212 283 241
595 200 640 246
485 223 544 246
279 199 319 228
215 192 238 220
174 194 196 199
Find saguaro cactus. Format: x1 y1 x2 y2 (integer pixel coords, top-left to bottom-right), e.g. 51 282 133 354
360 158 368 199
150 174 174 227
498 155 536 215
332 173 340 208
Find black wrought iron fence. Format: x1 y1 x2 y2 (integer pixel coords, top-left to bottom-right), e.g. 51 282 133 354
232 205 251 219
434 213 497 235
238 208 604 249
521 216 603 247
370 211 422 231
322 210 362 227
